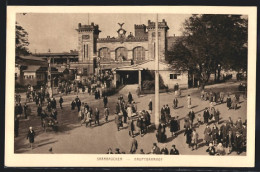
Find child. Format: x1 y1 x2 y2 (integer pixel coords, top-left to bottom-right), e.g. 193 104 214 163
197 114 202 126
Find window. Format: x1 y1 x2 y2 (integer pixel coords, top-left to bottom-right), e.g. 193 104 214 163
133 47 145 61
115 47 128 61
170 74 179 79
99 47 110 61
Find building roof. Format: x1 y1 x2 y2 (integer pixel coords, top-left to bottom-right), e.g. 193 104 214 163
23 65 41 72
113 60 185 71
16 55 46 62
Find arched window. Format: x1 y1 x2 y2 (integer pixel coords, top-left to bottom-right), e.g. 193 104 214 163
133 46 145 61
99 47 110 61
115 47 128 61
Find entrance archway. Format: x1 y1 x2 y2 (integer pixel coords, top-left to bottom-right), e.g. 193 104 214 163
115 47 128 61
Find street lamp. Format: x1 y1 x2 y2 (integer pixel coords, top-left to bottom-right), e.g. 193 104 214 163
47 56 53 97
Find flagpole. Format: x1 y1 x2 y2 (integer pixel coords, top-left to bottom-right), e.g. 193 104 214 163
154 14 160 129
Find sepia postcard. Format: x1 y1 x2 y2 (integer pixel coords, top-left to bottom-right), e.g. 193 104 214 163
5 6 256 167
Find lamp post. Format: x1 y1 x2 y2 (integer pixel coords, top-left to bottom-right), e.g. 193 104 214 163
47 57 53 97
154 14 160 129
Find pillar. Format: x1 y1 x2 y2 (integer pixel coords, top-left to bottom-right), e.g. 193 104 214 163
154 14 160 129
113 70 117 88
138 70 142 90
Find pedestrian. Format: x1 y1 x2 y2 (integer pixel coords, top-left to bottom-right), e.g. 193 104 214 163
94 108 100 126
211 124 218 146
170 117 178 137
221 122 228 147
24 103 28 119
130 137 138 154
71 100 76 110
151 143 161 154
37 104 42 116
160 105 166 124
206 143 216 155
214 109 220 124
173 97 178 109
204 124 212 146
219 92 224 103
197 114 202 126
128 92 133 104
14 116 19 137
27 126 35 149
216 130 223 144
103 96 108 108
139 149 145 154
115 113 121 131
128 118 135 137
59 96 63 109
122 108 128 123
226 130 234 154
104 107 109 122
115 148 121 154
188 109 195 126
184 126 192 148
170 144 179 155
203 108 210 124
191 129 199 150
75 96 81 112
216 143 225 155
116 102 120 114
165 104 171 124
234 131 243 154
226 94 232 109
187 94 191 109
127 105 132 118
160 144 169 155
148 99 152 113
156 123 167 143
107 148 113 154
17 103 23 118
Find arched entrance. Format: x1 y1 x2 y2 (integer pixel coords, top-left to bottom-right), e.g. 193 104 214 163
115 47 128 61
133 46 145 61
99 47 110 61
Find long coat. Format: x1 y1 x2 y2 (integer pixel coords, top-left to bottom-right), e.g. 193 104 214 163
226 97 232 108
27 130 35 143
170 119 179 132
204 127 212 142
191 131 199 144
130 138 138 153
203 110 210 123
148 101 152 111
184 128 192 144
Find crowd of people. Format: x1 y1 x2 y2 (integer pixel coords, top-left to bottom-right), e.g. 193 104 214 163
15 80 247 155
106 142 180 155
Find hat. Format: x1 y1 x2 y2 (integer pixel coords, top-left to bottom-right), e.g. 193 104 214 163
172 144 176 148
115 148 120 151
209 143 213 147
153 143 157 146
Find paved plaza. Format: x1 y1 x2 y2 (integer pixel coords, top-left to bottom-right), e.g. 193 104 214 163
14 81 246 155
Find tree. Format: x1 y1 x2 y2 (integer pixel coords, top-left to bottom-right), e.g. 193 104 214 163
16 22 30 55
167 14 248 88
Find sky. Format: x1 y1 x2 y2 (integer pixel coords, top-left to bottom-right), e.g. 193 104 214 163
16 13 191 53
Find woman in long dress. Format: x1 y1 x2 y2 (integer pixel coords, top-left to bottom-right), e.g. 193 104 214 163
187 95 191 109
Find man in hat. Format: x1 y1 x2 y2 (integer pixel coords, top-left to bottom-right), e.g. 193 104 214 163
130 136 138 154
234 131 243 154
173 97 178 109
204 124 212 146
203 108 210 124
59 96 63 109
27 126 35 149
148 99 152 113
160 144 169 155
151 143 161 154
170 145 179 155
115 148 121 154
188 109 195 126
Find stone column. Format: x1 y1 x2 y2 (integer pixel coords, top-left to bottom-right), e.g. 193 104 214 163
113 70 117 88
138 70 142 90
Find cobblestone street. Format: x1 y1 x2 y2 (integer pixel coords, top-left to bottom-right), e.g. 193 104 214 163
14 81 246 155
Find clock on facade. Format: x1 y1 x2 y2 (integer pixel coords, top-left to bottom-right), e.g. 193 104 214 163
82 35 90 40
